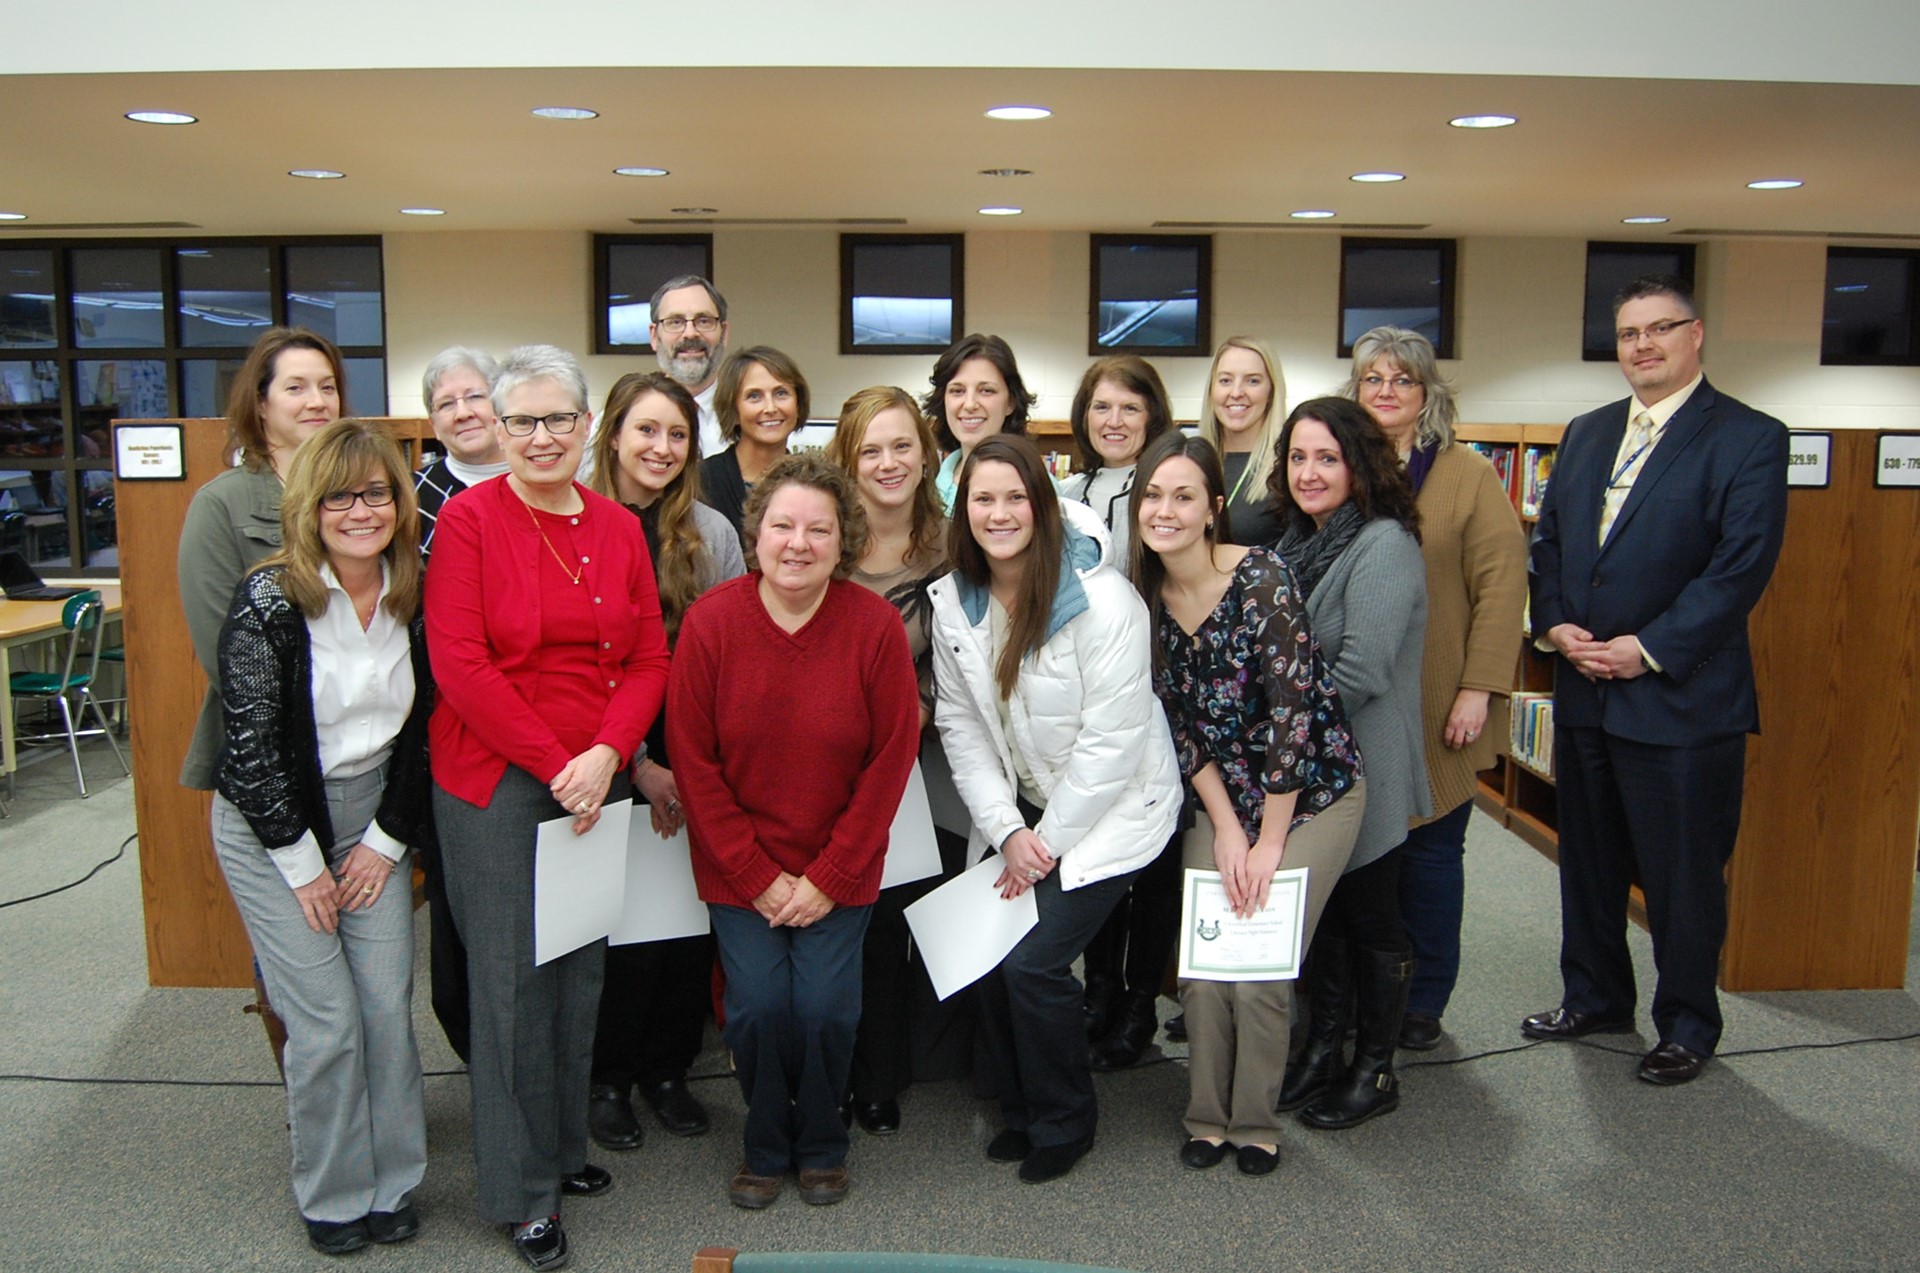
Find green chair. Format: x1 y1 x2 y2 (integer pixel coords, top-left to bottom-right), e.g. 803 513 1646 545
9 589 128 797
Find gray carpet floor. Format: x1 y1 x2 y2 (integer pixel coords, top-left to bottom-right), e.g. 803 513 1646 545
3 743 1917 1273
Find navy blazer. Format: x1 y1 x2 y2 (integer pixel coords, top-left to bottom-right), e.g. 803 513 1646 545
1529 378 1788 748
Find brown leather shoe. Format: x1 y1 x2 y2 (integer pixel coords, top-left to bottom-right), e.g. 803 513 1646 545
728 1163 783 1210
797 1164 851 1206
1636 1041 1708 1086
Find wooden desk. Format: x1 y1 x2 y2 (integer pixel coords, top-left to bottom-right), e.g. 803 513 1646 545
0 584 121 778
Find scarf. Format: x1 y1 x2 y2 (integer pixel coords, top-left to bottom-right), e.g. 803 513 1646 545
1275 502 1367 599
1406 442 1437 496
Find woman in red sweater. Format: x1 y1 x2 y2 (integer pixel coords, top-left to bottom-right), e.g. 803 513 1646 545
668 453 920 1212
425 345 669 1272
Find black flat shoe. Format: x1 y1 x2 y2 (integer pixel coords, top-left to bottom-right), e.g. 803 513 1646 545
305 1217 370 1256
365 1201 419 1244
1398 1012 1444 1051
1179 1137 1229 1170
1018 1133 1093 1184
1163 1012 1188 1043
1637 1041 1709 1086
853 1098 901 1135
986 1128 1031 1162
588 1084 644 1151
640 1077 710 1137
1235 1143 1280 1176
509 1215 569 1270
559 1164 612 1196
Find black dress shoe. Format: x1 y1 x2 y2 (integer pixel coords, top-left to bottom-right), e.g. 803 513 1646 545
588 1084 644 1152
1637 1041 1708 1086
509 1215 569 1270
1163 1012 1188 1043
1179 1137 1229 1170
986 1128 1031 1162
1520 1006 1635 1041
304 1217 371 1256
1235 1143 1280 1176
365 1201 420 1244
853 1098 901 1135
559 1164 612 1196
640 1077 710 1137
1018 1133 1093 1183
1398 1012 1443 1051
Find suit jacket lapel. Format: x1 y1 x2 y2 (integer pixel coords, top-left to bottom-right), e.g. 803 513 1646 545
1598 380 1715 557
1563 404 1628 559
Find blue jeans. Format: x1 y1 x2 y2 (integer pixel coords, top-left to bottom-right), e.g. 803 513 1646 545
710 900 872 1176
1396 798 1474 1018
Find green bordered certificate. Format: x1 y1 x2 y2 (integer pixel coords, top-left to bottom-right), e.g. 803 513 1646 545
1177 867 1308 982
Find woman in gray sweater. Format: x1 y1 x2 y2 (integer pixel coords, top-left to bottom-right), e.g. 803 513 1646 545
1266 396 1430 1129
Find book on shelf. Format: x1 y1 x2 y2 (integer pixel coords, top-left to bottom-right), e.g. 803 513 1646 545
1465 440 1518 500
1520 444 1555 517
1508 691 1554 778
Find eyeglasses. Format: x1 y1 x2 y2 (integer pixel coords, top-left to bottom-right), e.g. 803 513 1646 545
500 412 583 436
1360 374 1420 392
320 484 395 511
654 315 721 336
1616 317 1697 345
430 391 491 418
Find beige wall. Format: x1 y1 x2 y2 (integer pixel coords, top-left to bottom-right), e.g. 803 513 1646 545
384 229 1920 431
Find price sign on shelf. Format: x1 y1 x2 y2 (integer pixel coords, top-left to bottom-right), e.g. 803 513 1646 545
1874 433 1920 489
1786 433 1831 489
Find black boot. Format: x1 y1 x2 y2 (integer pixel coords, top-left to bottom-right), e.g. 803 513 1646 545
1088 991 1158 1070
1276 936 1352 1112
1082 971 1120 1040
1299 948 1413 1130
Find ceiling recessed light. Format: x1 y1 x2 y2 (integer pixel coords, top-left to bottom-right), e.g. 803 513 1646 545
0 212 26 222
1449 114 1516 129
1290 209 1337 220
400 207 446 216
985 105 1051 121
670 207 717 215
1621 215 1670 225
1350 171 1406 183
126 110 197 125
978 206 1023 216
979 168 1033 178
288 169 345 180
531 106 598 120
1747 178 1803 190
614 166 670 178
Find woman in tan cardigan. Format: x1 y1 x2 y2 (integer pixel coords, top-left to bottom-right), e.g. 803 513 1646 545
1343 327 1528 1050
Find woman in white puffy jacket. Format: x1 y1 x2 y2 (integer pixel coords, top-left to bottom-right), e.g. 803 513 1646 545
929 435 1181 1185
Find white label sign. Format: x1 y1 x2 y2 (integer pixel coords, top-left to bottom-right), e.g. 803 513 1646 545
1876 434 1920 488
1786 432 1830 489
114 424 185 480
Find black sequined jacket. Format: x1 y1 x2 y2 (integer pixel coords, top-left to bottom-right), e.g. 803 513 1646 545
215 567 435 855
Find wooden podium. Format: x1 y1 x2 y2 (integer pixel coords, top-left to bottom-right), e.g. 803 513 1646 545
116 418 433 988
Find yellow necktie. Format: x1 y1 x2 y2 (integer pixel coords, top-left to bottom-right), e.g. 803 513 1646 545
1599 411 1654 544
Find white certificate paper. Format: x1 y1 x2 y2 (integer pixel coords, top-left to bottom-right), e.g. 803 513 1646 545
880 760 941 890
904 855 1038 1000
1177 867 1308 982
608 810 710 945
533 799 633 966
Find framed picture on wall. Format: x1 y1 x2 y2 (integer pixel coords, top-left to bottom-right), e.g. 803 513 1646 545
1088 234 1212 356
840 234 964 356
594 234 715 354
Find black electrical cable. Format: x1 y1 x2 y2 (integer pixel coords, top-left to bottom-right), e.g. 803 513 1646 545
0 832 135 909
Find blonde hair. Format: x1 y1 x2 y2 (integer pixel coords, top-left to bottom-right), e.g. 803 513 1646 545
260 420 420 620
825 386 945 566
1197 336 1285 501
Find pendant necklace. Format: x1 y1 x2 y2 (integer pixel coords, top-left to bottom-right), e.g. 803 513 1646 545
526 499 584 584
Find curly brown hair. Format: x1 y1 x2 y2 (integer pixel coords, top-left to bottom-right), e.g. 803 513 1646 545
741 452 869 580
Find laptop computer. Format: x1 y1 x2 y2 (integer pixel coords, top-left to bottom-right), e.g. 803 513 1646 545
0 550 86 602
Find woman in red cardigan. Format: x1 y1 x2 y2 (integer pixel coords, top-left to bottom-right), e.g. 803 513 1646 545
668 453 920 1212
425 344 669 1272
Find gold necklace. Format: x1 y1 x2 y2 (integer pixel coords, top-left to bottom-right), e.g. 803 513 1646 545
525 499 584 585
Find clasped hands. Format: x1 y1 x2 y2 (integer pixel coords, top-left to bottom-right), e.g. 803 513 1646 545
1211 820 1283 920
995 828 1055 900
1548 624 1648 682
293 842 395 935
752 872 836 928
551 743 623 834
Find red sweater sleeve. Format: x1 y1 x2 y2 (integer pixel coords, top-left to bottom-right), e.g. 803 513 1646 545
804 613 920 904
425 491 572 783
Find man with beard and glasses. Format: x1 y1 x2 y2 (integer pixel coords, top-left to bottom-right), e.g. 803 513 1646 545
650 275 731 457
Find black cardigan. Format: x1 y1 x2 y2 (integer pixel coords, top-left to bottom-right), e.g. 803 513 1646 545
215 567 435 856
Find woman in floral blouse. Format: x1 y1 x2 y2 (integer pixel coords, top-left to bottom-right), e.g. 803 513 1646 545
1129 432 1366 1178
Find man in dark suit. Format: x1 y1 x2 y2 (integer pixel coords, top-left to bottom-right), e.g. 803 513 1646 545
1521 275 1788 1085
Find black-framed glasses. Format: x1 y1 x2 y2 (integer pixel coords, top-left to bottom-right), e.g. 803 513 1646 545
320 484 395 511
654 315 721 336
500 412 583 436
1616 317 1697 345
431 390 491 418
1360 374 1420 391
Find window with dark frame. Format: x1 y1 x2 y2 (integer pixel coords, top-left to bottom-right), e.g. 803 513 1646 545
1088 234 1212 356
0 235 385 577
1822 247 1920 366
1583 241 1698 361
1338 238 1457 359
594 234 715 355
840 234 963 356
